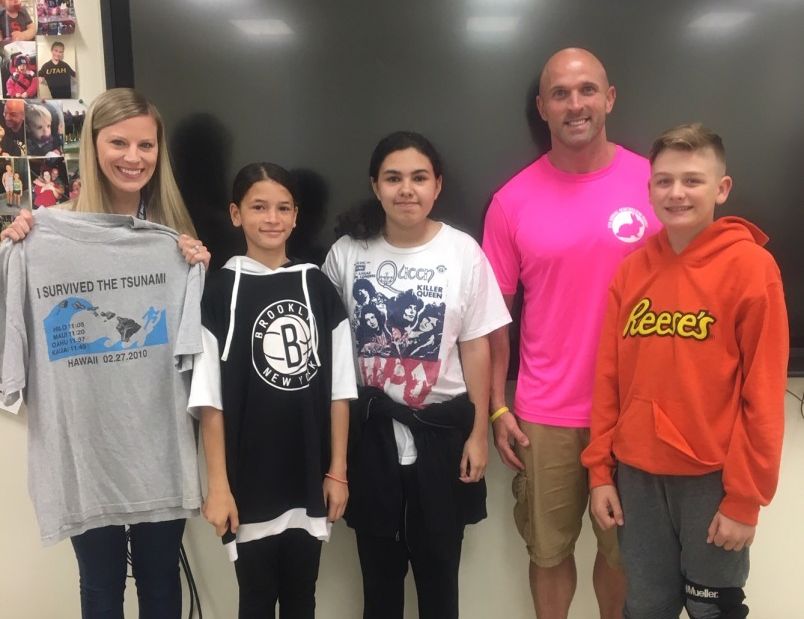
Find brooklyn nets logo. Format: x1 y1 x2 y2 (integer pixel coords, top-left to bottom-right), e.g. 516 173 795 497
252 300 318 391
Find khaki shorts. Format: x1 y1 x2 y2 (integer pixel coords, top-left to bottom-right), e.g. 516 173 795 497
512 420 620 568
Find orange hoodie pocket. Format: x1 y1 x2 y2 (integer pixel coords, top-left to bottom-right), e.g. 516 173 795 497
651 400 720 467
612 396 653 451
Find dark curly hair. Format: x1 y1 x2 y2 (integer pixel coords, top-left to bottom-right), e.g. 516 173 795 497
334 131 443 240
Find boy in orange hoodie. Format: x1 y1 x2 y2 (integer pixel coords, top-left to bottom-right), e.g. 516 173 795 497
581 123 788 619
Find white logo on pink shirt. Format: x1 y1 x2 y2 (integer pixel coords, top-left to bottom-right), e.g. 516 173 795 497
608 207 648 243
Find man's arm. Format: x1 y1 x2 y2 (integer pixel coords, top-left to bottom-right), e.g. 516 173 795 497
488 295 513 414
489 294 530 471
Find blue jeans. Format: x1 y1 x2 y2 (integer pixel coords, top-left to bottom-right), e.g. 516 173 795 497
70 519 186 619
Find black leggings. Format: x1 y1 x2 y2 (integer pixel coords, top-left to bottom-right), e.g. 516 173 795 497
234 529 323 619
355 464 464 619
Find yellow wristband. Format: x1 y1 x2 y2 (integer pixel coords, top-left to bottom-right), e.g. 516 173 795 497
489 406 509 423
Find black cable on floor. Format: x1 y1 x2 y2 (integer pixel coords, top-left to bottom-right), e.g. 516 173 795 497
786 388 804 420
124 528 203 617
126 527 133 578
180 542 202 619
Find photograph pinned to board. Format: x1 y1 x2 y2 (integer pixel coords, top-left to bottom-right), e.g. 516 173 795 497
0 0 36 43
0 99 25 155
13 154 30 207
37 36 75 98
65 155 78 200
2 40 37 98
25 98 62 156
1 154 14 204
0 155 30 219
36 0 75 36
61 98 83 155
30 154 66 208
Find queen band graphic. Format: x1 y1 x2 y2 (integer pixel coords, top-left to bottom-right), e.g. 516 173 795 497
351 260 447 408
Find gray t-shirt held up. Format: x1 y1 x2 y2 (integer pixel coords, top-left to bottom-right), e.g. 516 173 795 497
0 209 203 545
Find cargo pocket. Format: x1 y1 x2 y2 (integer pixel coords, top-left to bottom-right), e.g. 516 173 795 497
512 470 532 546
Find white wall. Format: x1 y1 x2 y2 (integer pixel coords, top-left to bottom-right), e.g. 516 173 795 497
71 0 106 103
2 2 803 616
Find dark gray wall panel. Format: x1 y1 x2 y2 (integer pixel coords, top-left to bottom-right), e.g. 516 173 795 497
129 0 804 368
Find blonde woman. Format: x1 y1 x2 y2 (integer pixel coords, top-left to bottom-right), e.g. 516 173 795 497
0 88 207 617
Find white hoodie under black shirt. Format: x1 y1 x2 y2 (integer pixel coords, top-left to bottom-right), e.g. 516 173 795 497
189 256 357 560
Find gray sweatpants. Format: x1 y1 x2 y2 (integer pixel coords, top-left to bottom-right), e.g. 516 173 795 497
617 464 750 619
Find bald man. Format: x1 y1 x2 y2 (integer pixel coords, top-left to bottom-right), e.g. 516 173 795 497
482 48 660 618
1 99 26 155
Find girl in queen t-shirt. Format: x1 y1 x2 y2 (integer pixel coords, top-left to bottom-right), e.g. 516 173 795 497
322 131 510 619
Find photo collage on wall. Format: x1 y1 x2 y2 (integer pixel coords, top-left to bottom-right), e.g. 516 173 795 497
0 0 81 231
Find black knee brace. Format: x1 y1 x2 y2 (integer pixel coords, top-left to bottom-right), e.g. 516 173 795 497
685 580 749 618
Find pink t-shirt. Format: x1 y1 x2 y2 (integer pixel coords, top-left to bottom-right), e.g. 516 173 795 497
482 145 660 427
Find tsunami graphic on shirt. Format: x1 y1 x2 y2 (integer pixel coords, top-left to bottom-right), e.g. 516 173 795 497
252 299 319 391
351 259 446 407
38 271 171 363
44 297 168 362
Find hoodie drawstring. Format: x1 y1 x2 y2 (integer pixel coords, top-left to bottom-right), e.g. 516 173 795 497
302 268 322 369
220 258 321 369
221 257 242 362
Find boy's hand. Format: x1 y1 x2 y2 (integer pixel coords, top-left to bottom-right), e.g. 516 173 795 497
323 477 348 522
706 511 755 551
590 485 624 530
202 487 239 537
492 411 529 471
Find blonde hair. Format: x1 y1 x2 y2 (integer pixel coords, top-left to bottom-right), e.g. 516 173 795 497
74 88 196 236
25 102 51 127
649 123 726 167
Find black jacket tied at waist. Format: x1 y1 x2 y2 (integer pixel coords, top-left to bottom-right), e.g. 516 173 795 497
345 386 487 547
